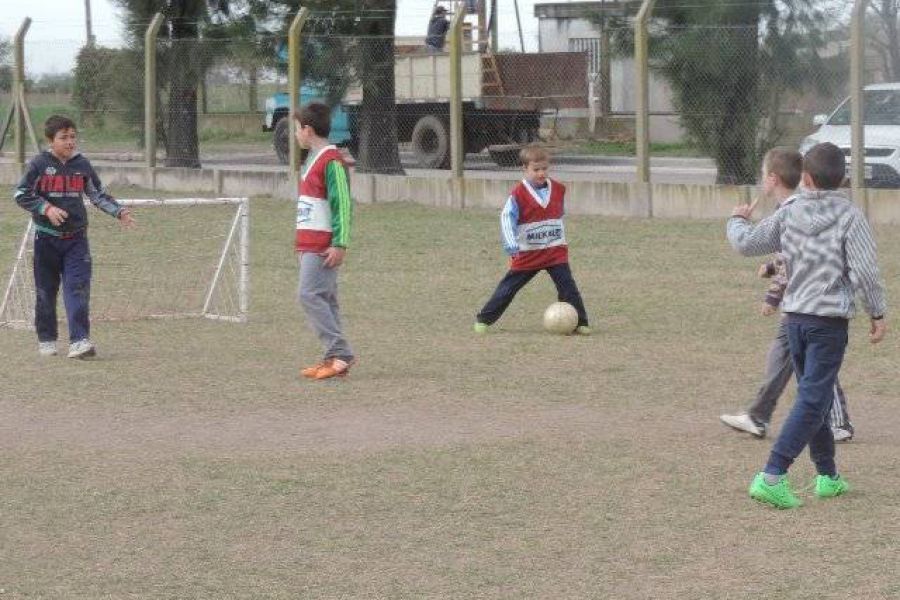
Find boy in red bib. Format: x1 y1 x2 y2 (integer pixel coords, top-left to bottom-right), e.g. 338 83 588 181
475 144 590 334
293 103 355 380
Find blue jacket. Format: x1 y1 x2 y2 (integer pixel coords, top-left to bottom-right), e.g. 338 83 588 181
14 151 124 235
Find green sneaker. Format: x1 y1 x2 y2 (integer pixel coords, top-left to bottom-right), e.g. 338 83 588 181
749 472 802 509
575 325 592 336
473 322 489 334
815 474 850 498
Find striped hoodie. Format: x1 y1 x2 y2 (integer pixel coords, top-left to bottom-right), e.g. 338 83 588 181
727 189 886 320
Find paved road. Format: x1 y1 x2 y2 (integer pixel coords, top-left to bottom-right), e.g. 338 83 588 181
86 149 719 185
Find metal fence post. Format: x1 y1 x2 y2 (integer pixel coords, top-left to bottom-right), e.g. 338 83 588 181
288 8 310 182
634 0 655 216
850 0 869 215
449 3 465 181
13 17 32 173
144 13 164 170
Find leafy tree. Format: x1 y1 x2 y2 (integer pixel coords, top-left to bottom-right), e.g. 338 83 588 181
1 37 12 92
115 0 228 167
235 0 404 174
595 1 839 184
869 0 900 81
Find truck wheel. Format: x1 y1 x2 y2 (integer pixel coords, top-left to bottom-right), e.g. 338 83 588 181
411 115 450 169
274 117 290 165
274 117 308 165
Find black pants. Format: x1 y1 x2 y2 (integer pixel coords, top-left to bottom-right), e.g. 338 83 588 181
476 262 588 327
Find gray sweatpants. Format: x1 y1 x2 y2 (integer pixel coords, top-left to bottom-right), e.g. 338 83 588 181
747 319 851 429
298 252 354 361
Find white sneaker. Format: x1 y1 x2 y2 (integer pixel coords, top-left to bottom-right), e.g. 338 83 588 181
67 339 96 359
719 413 767 438
832 427 854 443
38 341 58 357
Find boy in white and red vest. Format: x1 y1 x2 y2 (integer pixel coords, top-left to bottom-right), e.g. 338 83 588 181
293 103 355 380
475 144 590 334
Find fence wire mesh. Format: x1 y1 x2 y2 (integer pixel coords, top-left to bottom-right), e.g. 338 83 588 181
3 1 900 187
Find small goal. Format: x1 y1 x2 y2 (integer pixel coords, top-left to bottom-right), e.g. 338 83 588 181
0 197 250 330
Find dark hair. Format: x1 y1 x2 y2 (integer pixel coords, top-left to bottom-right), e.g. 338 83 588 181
292 102 331 138
763 147 802 189
519 143 550 166
44 115 77 140
434 6 447 15
803 142 846 190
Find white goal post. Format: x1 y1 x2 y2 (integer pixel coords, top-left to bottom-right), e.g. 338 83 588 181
0 197 250 330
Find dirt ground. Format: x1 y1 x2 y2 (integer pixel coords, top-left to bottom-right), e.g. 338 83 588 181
2 197 899 599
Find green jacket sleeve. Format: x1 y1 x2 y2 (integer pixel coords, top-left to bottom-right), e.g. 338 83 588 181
325 160 352 248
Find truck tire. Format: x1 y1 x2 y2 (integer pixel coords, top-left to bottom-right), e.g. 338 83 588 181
411 115 450 169
273 117 308 165
273 117 290 165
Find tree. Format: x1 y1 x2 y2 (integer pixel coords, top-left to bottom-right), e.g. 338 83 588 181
869 0 900 81
0 37 12 93
594 1 837 184
240 0 404 174
115 0 227 168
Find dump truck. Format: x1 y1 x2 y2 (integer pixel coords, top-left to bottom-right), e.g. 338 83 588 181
262 50 587 169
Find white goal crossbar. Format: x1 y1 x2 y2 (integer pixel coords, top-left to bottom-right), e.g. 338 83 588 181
0 197 250 329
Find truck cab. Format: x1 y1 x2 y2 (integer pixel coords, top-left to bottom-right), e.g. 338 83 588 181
262 85 352 164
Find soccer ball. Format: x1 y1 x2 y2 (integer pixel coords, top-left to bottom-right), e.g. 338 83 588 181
543 301 578 334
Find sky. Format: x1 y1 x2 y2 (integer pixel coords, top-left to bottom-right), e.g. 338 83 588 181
1 0 555 75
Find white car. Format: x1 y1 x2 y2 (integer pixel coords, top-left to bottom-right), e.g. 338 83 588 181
800 83 900 188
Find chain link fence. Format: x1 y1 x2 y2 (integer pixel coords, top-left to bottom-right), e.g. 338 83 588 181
4 2 900 187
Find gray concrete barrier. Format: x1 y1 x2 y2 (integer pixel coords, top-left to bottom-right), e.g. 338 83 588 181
3 160 899 224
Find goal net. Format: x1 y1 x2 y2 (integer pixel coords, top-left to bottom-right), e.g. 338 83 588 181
0 197 249 330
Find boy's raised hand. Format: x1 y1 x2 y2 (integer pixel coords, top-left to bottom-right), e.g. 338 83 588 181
731 198 759 220
870 318 887 344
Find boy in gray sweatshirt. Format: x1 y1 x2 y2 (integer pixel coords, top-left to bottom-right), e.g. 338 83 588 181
726 142 887 509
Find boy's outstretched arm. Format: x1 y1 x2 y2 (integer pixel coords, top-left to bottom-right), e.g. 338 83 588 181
84 161 124 218
726 201 783 257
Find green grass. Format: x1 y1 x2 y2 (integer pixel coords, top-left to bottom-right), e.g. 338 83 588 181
2 195 900 598
0 92 272 154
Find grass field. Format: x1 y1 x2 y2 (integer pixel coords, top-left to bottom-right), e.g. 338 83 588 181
1 193 899 599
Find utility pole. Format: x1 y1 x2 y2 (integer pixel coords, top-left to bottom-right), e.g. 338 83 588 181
84 0 96 46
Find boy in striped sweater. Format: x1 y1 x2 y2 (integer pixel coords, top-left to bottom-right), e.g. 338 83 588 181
720 148 854 442
727 142 887 509
474 144 590 334
293 103 355 380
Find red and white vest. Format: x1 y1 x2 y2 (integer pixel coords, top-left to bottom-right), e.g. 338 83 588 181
295 145 345 253
509 178 568 271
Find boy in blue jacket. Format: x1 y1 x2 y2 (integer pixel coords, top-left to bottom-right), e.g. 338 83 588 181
14 115 135 359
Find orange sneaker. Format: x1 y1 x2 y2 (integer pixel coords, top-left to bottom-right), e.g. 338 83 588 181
312 358 354 380
301 360 328 378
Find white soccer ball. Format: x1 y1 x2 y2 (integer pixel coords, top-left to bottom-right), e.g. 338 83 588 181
543 301 578 335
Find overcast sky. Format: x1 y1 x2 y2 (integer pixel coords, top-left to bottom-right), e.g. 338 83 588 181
2 0 554 75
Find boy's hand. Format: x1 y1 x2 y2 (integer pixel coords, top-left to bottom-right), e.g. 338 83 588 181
731 198 758 220
118 208 136 228
45 205 68 227
757 263 770 278
321 246 346 268
870 318 887 344
761 303 777 316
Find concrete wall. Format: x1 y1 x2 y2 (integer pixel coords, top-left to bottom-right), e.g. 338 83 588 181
3 160 900 224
